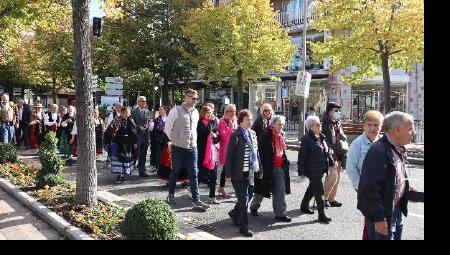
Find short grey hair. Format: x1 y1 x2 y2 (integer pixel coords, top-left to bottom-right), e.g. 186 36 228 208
383 111 414 131
137 96 146 102
269 115 286 127
305 115 320 132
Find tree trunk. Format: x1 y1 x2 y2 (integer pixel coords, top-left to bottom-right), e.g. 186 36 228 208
236 69 244 110
52 76 57 104
381 53 391 115
71 0 97 206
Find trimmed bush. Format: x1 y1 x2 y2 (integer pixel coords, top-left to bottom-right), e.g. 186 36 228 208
0 143 18 164
36 132 65 188
121 198 179 240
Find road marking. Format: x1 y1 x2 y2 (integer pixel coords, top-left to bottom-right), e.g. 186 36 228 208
409 213 424 218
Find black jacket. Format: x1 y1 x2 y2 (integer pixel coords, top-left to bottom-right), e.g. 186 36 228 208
321 114 347 157
254 128 290 198
357 135 410 224
225 128 259 182
252 115 271 153
297 132 333 178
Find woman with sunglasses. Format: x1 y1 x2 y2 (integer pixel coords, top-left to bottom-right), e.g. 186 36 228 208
250 103 273 216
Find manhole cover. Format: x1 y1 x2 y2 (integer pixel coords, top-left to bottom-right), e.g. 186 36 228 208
183 217 216 233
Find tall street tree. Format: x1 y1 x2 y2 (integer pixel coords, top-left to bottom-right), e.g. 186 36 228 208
71 0 97 206
183 0 296 110
310 0 424 114
106 0 202 105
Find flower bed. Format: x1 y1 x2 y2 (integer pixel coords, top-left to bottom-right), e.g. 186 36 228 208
0 163 125 240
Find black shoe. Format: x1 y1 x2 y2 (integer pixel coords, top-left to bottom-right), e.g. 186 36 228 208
329 201 342 207
324 200 330 208
275 216 292 222
300 207 314 214
318 213 332 223
139 173 150 177
250 209 258 216
239 228 253 237
228 210 240 226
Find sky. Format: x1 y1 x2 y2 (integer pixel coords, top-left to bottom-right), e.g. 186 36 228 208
90 0 106 18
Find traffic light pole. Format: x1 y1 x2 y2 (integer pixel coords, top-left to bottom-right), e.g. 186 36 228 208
298 0 308 140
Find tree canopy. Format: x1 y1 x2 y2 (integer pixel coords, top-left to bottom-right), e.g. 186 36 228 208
182 0 296 109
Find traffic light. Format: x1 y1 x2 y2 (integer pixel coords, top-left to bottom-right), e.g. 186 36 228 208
93 17 102 37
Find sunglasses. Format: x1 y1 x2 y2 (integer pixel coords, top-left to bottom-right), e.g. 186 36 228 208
263 109 271 112
190 97 199 101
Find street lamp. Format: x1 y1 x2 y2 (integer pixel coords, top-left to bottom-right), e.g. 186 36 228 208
298 0 309 140
153 85 159 118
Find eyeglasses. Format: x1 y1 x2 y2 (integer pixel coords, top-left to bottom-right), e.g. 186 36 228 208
191 97 199 101
263 109 271 112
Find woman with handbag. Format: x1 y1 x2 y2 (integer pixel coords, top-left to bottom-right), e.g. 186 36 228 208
217 104 237 197
298 115 334 223
104 107 137 183
249 115 292 222
197 105 220 204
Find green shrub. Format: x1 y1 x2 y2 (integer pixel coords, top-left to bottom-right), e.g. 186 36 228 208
0 143 18 164
121 198 179 240
36 132 65 188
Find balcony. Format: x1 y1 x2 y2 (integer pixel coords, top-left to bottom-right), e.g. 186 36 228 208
276 8 316 30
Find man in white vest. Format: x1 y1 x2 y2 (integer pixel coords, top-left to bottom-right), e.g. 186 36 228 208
164 89 209 211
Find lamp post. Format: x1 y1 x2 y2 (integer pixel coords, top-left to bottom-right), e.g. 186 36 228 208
298 0 308 140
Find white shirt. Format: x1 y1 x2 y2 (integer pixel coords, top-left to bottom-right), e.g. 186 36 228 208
18 107 23 121
107 111 120 126
164 107 179 140
44 112 59 127
71 121 77 136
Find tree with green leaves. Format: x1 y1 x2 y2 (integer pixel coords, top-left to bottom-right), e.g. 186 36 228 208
182 0 296 110
310 0 424 114
98 0 202 105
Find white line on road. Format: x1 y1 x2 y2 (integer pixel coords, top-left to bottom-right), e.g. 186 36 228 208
409 213 424 218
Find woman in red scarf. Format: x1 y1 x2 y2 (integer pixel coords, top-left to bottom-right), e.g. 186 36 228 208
250 115 292 222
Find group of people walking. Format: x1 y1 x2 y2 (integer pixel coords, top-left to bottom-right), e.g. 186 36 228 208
1 89 420 240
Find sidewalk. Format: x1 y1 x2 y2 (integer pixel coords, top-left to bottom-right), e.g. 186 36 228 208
0 188 63 240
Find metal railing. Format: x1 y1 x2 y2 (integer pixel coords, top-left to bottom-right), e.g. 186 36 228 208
276 8 316 28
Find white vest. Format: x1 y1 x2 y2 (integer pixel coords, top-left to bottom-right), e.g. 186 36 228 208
170 105 199 149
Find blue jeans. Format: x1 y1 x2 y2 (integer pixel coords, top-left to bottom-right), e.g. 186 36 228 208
0 123 15 144
231 179 254 231
367 207 403 240
169 145 200 202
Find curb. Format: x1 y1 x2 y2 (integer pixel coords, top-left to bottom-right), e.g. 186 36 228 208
0 178 93 240
96 190 222 240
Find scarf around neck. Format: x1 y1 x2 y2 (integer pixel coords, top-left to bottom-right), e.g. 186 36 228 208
238 126 259 173
271 128 286 157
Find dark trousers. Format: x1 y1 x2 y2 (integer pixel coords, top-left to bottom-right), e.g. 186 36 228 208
205 166 218 198
220 166 226 187
231 179 254 231
16 120 29 146
301 176 325 213
136 134 149 174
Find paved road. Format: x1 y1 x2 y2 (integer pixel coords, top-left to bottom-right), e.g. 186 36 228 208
0 188 63 240
60 149 424 240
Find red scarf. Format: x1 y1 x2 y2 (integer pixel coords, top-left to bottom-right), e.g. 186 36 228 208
272 128 286 168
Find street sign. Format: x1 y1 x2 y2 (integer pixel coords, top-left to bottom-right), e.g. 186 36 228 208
295 71 311 98
105 77 123 84
281 86 289 99
13 87 22 96
105 83 123 90
105 89 123 96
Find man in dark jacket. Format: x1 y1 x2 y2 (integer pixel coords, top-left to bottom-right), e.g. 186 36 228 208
357 111 416 240
322 102 347 207
15 98 31 147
